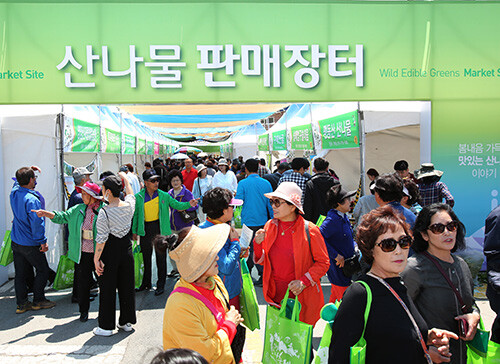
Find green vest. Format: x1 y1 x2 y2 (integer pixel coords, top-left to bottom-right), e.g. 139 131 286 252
52 202 104 264
132 188 191 236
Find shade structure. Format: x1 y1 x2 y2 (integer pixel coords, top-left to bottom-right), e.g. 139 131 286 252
120 104 288 141
171 153 189 160
175 146 202 154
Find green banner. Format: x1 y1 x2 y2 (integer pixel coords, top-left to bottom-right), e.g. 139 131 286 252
70 118 99 153
123 134 135 155
291 124 314 150
272 130 287 151
104 129 121 154
147 141 154 155
318 111 359 150
258 134 269 151
138 139 146 155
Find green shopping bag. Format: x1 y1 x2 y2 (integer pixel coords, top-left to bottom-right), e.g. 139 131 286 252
0 230 14 266
316 215 326 227
350 281 372 364
233 206 242 229
314 302 340 363
53 255 75 290
262 289 313 364
133 241 144 289
239 258 260 331
467 317 490 359
486 340 500 363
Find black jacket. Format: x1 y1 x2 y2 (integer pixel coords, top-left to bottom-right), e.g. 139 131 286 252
262 172 282 191
303 172 339 223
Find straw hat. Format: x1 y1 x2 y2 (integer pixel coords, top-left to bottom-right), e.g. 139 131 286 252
196 164 207 173
169 224 230 283
218 158 229 167
415 163 444 180
264 181 304 214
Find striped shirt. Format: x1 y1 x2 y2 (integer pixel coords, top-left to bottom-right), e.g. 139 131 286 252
95 194 136 244
81 201 100 253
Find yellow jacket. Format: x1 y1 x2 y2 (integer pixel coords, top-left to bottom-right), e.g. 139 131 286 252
163 276 235 364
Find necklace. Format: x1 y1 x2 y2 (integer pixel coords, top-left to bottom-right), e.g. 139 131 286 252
280 221 294 236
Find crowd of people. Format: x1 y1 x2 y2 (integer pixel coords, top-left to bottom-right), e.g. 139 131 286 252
7 154 499 363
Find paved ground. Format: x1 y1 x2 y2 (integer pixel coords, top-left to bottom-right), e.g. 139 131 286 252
0 275 496 364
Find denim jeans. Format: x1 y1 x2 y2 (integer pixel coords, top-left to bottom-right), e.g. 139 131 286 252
11 241 49 305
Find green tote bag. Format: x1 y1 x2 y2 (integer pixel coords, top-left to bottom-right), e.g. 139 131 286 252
53 255 75 290
238 258 260 331
262 289 313 364
0 230 14 266
133 241 144 289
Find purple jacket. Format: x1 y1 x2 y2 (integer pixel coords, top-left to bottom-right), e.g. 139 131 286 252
168 185 198 231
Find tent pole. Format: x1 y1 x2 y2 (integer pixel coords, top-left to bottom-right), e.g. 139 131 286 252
358 102 366 196
119 112 123 167
309 103 316 155
56 113 66 212
97 105 102 178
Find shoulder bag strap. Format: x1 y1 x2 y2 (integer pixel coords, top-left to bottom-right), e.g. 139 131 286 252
356 280 372 339
422 251 470 314
171 287 225 324
367 273 432 364
304 220 315 263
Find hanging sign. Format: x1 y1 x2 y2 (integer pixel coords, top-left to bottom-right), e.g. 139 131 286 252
318 110 359 150
154 142 160 155
147 141 154 155
138 138 147 154
64 118 99 153
272 130 287 151
258 134 269 151
123 134 136 155
104 129 121 154
291 124 314 150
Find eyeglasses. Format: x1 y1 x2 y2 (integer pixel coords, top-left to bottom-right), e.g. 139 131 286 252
376 236 413 252
428 221 459 235
269 198 291 207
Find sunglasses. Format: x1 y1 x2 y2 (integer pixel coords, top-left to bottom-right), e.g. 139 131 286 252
148 178 159 183
269 198 293 207
376 235 413 252
428 221 459 234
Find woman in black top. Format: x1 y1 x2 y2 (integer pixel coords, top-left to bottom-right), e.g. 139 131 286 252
402 203 480 364
329 206 458 363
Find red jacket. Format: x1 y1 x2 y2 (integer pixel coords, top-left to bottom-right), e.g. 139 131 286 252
182 168 198 191
254 215 330 325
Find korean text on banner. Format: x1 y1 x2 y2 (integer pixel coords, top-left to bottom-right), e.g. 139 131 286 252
319 110 360 150
272 130 287 151
258 134 269 151
291 124 314 150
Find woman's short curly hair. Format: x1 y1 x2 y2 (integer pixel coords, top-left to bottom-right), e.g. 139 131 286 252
202 187 233 219
412 203 466 253
356 205 412 264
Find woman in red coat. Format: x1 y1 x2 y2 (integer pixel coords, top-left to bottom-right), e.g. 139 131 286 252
253 182 330 326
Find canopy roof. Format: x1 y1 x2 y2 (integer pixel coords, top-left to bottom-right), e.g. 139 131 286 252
120 103 287 141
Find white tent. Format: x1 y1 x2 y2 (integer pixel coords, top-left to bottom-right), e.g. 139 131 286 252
0 105 178 284
263 101 431 192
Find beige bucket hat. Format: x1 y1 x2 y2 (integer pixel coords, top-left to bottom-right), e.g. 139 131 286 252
264 181 304 214
169 224 230 283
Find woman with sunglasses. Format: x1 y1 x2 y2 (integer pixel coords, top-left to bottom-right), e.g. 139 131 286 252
330 205 458 363
401 203 479 363
254 182 330 326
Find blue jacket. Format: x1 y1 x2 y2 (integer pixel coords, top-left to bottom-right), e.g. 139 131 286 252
319 209 355 286
10 183 46 246
388 201 416 230
235 173 273 227
199 219 242 299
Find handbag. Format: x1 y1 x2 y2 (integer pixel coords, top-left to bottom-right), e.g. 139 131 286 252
239 258 260 331
53 254 75 290
342 250 362 277
0 230 14 266
262 289 313 364
179 209 197 223
423 251 490 358
349 281 372 364
132 241 144 289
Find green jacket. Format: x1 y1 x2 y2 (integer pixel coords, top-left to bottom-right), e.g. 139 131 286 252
51 202 104 264
132 188 191 236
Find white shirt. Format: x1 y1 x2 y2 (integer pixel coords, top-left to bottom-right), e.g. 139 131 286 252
95 194 136 244
212 170 238 193
127 172 141 195
193 176 213 199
